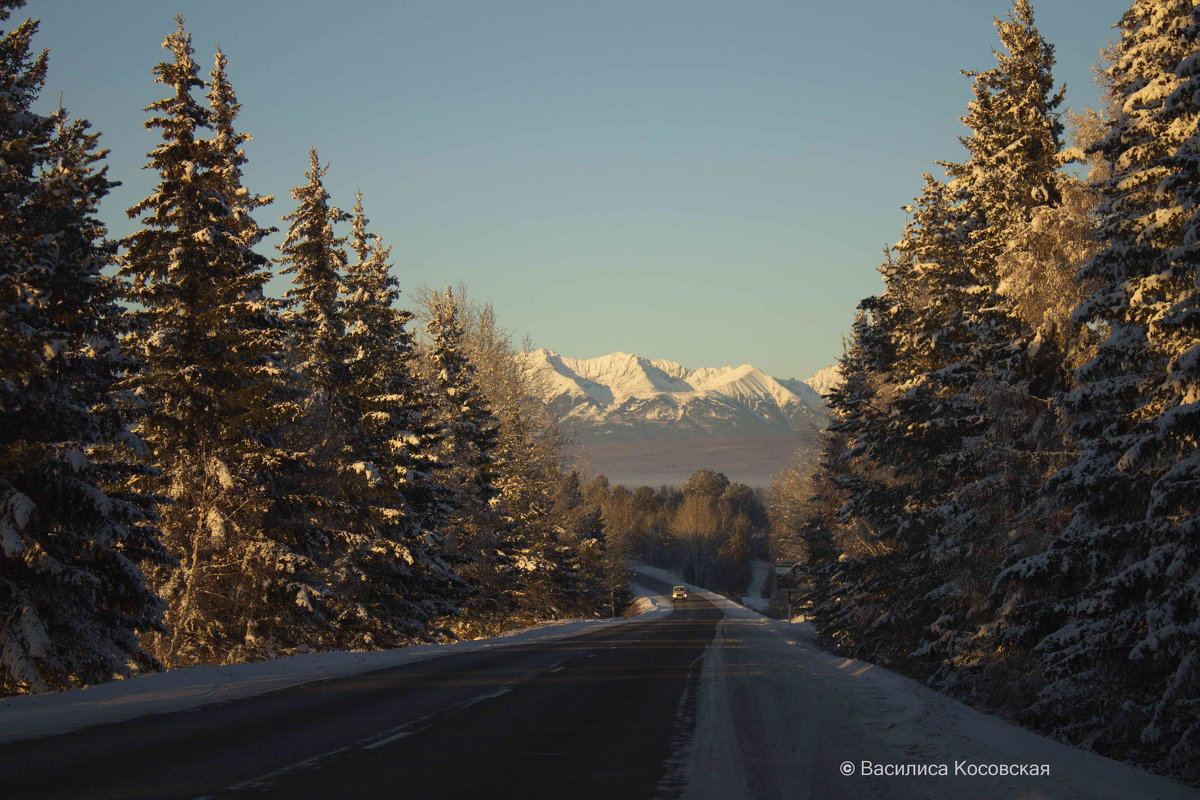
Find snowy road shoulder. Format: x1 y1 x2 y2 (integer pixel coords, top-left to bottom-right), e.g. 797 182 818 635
0 582 670 746
632 564 1197 800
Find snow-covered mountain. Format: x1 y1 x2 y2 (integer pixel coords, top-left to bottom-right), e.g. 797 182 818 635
801 364 842 398
519 350 826 443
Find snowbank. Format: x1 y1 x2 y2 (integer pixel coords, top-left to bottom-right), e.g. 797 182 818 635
634 564 1195 800
626 583 671 618
741 560 772 613
0 582 668 746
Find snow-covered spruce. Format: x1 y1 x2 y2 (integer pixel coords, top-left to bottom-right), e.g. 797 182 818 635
793 0 1199 785
1016 0 1200 778
0 2 168 695
120 20 324 667
331 195 470 647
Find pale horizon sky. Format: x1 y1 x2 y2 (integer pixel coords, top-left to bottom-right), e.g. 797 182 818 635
32 1 1126 380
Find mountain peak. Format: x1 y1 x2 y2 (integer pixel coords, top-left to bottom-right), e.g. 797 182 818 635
518 349 831 487
517 349 827 443
803 364 843 397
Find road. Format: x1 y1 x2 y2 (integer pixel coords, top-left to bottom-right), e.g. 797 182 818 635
6 573 1196 800
0 573 719 800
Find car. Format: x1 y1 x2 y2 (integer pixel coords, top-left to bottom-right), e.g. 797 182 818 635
672 586 688 601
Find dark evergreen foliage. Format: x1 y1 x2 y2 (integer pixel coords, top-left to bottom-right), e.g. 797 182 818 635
332 196 468 646
794 0 1200 782
0 1 168 694
121 21 322 666
1016 0 1200 776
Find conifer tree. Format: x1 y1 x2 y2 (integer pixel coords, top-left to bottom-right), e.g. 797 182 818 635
271 150 368 648
805 308 896 653
1020 0 1200 776
0 2 168 694
426 288 499 502
333 197 466 646
831 177 999 671
946 0 1065 277
121 22 321 665
420 289 507 632
803 4 1074 685
277 148 349 398
886 1 1072 690
207 48 274 249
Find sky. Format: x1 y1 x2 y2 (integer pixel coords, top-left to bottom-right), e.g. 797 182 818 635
30 0 1127 380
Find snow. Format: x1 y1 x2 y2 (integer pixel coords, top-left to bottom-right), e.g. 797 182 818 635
60 448 88 473
691 364 807 412
521 349 812 406
632 564 1196 800
803 363 843 397
517 348 827 431
0 583 669 746
626 583 671 617
553 350 693 400
5 490 35 531
740 560 772 614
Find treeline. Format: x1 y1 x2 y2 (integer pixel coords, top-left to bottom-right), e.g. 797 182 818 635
585 469 766 597
772 0 1198 782
0 6 618 696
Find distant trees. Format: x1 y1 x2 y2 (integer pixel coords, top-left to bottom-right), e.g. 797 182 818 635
778 0 1199 782
589 468 765 597
0 11 622 694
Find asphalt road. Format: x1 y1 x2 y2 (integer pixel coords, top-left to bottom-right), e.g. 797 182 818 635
1 573 720 800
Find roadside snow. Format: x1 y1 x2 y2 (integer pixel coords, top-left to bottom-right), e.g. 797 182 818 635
741 560 772 613
633 564 1196 800
0 583 668 746
627 583 671 617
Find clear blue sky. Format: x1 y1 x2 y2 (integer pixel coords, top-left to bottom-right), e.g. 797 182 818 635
31 0 1126 379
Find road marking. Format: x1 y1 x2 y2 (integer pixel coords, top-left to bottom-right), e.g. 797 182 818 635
461 685 512 707
204 656 587 796
224 746 352 793
363 731 413 750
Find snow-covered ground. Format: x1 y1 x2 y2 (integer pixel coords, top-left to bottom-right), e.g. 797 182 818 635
632 564 1196 800
740 560 772 614
627 583 670 617
0 584 669 747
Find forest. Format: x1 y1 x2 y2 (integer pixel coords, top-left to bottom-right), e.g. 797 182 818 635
767 0 1199 783
0 4 628 696
585 468 768 599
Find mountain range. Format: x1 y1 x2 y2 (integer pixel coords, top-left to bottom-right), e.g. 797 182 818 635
518 350 836 487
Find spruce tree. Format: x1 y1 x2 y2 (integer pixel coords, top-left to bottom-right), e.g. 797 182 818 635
272 149 364 648
277 148 349 398
0 3 168 694
838 177 995 672
806 308 896 653
946 0 1065 278
904 0 1072 694
121 22 321 665
1023 0 1200 776
426 288 499 501
333 196 466 646
422 289 512 634
207 47 275 249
